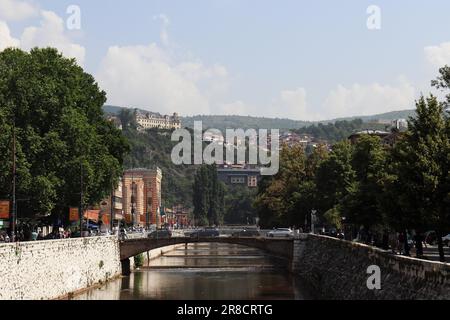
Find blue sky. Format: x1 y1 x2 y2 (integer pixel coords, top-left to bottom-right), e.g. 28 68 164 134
1 0 450 120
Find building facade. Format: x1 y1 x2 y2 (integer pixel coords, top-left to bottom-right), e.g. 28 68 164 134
135 111 182 131
122 168 163 228
99 178 124 227
217 167 262 188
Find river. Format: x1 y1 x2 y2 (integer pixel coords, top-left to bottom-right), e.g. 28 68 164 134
74 242 313 300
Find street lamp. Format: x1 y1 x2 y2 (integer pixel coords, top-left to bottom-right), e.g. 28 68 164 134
311 210 317 234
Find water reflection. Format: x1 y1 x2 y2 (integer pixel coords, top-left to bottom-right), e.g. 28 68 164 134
75 243 312 300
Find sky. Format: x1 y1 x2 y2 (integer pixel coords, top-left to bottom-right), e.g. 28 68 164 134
1 0 450 121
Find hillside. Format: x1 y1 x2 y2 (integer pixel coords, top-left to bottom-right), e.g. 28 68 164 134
330 109 416 123
103 105 415 131
181 115 312 131
122 128 198 209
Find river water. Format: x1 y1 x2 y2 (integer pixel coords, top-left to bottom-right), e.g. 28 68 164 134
74 243 313 300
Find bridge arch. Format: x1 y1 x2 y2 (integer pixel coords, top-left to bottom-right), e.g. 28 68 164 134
119 237 294 274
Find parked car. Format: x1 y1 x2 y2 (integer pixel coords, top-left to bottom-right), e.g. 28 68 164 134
232 229 260 238
442 234 450 247
190 228 220 238
266 228 294 238
148 229 172 239
424 231 438 245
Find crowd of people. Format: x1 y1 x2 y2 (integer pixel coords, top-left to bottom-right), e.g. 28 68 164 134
0 227 73 243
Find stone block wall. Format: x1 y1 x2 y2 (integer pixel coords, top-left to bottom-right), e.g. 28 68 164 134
0 237 122 300
293 234 450 300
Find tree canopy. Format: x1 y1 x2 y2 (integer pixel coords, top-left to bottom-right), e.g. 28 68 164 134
0 48 129 221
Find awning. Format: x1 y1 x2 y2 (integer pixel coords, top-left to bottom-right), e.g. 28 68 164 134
83 210 100 222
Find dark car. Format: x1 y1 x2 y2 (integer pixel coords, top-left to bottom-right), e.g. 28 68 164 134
232 229 260 238
148 229 172 239
190 228 220 238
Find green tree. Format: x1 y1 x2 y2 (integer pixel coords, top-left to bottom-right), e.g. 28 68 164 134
315 141 355 218
118 108 137 131
254 144 328 229
342 135 387 230
0 48 129 223
224 186 257 225
386 95 449 261
254 144 307 228
192 165 225 226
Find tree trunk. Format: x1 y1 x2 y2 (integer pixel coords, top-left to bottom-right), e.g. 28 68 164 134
437 231 446 263
404 230 410 256
415 233 424 257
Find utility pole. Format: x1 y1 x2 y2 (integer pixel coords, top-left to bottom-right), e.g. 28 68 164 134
11 119 16 242
131 167 135 228
79 162 83 237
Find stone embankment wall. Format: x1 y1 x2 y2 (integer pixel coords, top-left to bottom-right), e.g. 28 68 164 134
0 237 121 300
292 234 450 300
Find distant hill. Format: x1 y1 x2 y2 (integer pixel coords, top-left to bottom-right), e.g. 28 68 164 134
102 105 416 130
181 115 312 131
330 110 416 123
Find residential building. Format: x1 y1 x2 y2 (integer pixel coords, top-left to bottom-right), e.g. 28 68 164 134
99 178 124 228
348 130 402 146
217 166 262 188
392 119 408 131
135 111 182 131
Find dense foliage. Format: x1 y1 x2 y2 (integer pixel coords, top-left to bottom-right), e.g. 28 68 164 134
192 165 225 226
0 48 129 222
293 119 389 143
255 69 450 261
122 128 198 209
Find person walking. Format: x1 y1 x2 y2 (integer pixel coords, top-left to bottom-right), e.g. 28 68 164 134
389 231 398 254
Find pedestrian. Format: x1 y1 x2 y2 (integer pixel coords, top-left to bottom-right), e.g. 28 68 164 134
398 232 405 255
389 231 398 254
382 229 389 250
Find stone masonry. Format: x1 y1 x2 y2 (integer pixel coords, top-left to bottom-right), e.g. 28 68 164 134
0 237 121 300
292 234 450 300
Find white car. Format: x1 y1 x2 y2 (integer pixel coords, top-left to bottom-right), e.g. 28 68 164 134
442 234 450 247
266 228 294 238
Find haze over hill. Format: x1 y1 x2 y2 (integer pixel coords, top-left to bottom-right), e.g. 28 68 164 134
103 105 415 131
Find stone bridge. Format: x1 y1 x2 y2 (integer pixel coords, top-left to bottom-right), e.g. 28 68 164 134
119 237 294 273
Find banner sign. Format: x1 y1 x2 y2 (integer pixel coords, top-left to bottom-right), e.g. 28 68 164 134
84 210 100 222
102 214 110 225
0 201 10 219
69 207 79 222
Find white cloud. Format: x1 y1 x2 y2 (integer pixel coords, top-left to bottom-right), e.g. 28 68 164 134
424 42 450 68
0 21 19 51
0 0 38 21
20 10 85 65
323 78 416 119
216 101 254 115
96 43 230 115
280 88 314 120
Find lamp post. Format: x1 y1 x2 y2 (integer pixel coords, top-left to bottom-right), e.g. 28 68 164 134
110 180 114 234
11 119 16 242
79 161 85 237
311 210 317 234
